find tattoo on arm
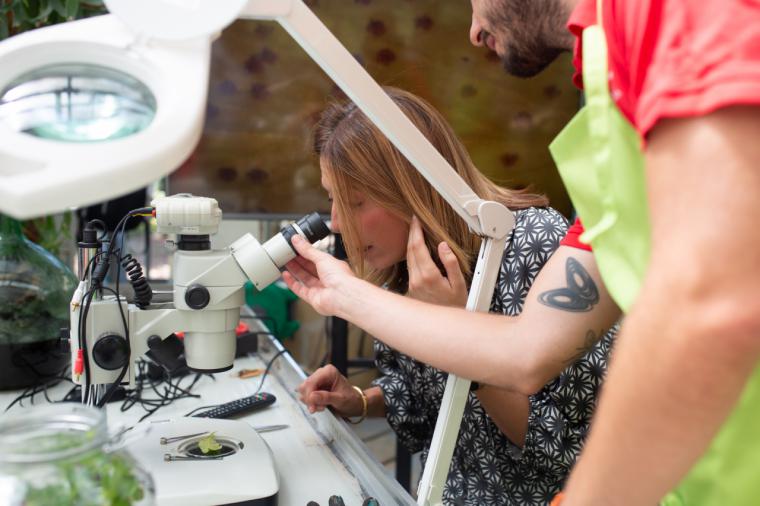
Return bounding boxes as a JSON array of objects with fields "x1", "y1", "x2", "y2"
[
  {"x1": 564, "y1": 329, "x2": 601, "y2": 366},
  {"x1": 538, "y1": 257, "x2": 599, "y2": 312}
]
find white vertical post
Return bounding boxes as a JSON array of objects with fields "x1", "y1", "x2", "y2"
[
  {"x1": 240, "y1": 2, "x2": 516, "y2": 504},
  {"x1": 415, "y1": 234, "x2": 507, "y2": 505}
]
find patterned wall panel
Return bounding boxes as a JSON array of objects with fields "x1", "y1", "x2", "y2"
[{"x1": 169, "y1": 0, "x2": 578, "y2": 216}]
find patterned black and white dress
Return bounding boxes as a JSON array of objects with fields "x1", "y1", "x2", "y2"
[{"x1": 373, "y1": 207, "x2": 617, "y2": 505}]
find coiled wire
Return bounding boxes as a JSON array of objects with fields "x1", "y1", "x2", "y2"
[{"x1": 121, "y1": 254, "x2": 152, "y2": 308}]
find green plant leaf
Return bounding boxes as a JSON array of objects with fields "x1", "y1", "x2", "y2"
[
  {"x1": 11, "y1": 3, "x2": 28, "y2": 27},
  {"x1": 28, "y1": 2, "x2": 54, "y2": 23},
  {"x1": 50, "y1": 0, "x2": 66, "y2": 16},
  {"x1": 198, "y1": 432, "x2": 222, "y2": 454},
  {"x1": 64, "y1": 0, "x2": 77, "y2": 18},
  {"x1": 24, "y1": 0, "x2": 40, "y2": 16},
  {"x1": 24, "y1": 451, "x2": 145, "y2": 505},
  {"x1": 0, "y1": 19, "x2": 9, "y2": 40}
]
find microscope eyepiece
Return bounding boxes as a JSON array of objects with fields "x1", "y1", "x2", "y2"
[
  {"x1": 279, "y1": 213, "x2": 329, "y2": 253},
  {"x1": 231, "y1": 212, "x2": 330, "y2": 294},
  {"x1": 295, "y1": 212, "x2": 331, "y2": 243}
]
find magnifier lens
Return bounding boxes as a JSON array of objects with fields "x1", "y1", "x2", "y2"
[{"x1": 0, "y1": 63, "x2": 156, "y2": 142}]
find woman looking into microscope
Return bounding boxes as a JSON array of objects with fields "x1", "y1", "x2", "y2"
[{"x1": 293, "y1": 87, "x2": 616, "y2": 505}]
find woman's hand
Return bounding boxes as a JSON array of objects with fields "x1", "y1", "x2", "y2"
[
  {"x1": 297, "y1": 364, "x2": 364, "y2": 417},
  {"x1": 406, "y1": 216, "x2": 468, "y2": 307},
  {"x1": 283, "y1": 235, "x2": 356, "y2": 316}
]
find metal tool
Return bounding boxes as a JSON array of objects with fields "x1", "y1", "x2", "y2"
[
  {"x1": 252, "y1": 424, "x2": 288, "y2": 433},
  {"x1": 160, "y1": 431, "x2": 209, "y2": 445},
  {"x1": 163, "y1": 453, "x2": 223, "y2": 462}
]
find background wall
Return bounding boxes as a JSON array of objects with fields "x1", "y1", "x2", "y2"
[{"x1": 169, "y1": 0, "x2": 578, "y2": 217}]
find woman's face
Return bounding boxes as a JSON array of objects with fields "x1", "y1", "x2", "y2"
[{"x1": 321, "y1": 166, "x2": 409, "y2": 270}]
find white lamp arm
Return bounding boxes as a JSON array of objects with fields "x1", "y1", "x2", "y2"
[{"x1": 241, "y1": 2, "x2": 516, "y2": 505}]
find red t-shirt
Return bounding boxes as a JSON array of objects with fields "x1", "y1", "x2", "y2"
[
  {"x1": 560, "y1": 217, "x2": 593, "y2": 251},
  {"x1": 559, "y1": 0, "x2": 760, "y2": 249},
  {"x1": 568, "y1": 0, "x2": 760, "y2": 138}
]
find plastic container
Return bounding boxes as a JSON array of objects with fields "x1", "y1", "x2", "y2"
[
  {"x1": 0, "y1": 404, "x2": 155, "y2": 506},
  {"x1": 0, "y1": 215, "x2": 76, "y2": 389}
]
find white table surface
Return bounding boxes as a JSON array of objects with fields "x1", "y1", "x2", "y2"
[{"x1": 0, "y1": 329, "x2": 414, "y2": 506}]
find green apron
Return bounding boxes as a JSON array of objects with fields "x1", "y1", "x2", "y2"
[{"x1": 548, "y1": 2, "x2": 760, "y2": 504}]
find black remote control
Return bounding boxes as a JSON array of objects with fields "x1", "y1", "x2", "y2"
[{"x1": 192, "y1": 392, "x2": 276, "y2": 419}]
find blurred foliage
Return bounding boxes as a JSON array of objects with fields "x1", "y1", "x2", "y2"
[
  {"x1": 0, "y1": 0, "x2": 107, "y2": 257},
  {"x1": 21, "y1": 212, "x2": 73, "y2": 257},
  {"x1": 0, "y1": 0, "x2": 106, "y2": 40}
]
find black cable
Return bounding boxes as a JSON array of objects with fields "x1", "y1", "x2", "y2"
[
  {"x1": 246, "y1": 315, "x2": 280, "y2": 339},
  {"x1": 82, "y1": 250, "x2": 106, "y2": 284},
  {"x1": 133, "y1": 373, "x2": 203, "y2": 422},
  {"x1": 10, "y1": 208, "x2": 171, "y2": 413},
  {"x1": 136, "y1": 375, "x2": 172, "y2": 421},
  {"x1": 96, "y1": 286, "x2": 131, "y2": 407},
  {"x1": 91, "y1": 207, "x2": 152, "y2": 288},
  {"x1": 78, "y1": 207, "x2": 150, "y2": 405},
  {"x1": 235, "y1": 330, "x2": 279, "y2": 353},
  {"x1": 79, "y1": 220, "x2": 106, "y2": 282},
  {"x1": 98, "y1": 221, "x2": 129, "y2": 405},
  {"x1": 79, "y1": 288, "x2": 96, "y2": 404},
  {"x1": 86, "y1": 219, "x2": 108, "y2": 240},
  {"x1": 4, "y1": 367, "x2": 75, "y2": 412},
  {"x1": 114, "y1": 209, "x2": 151, "y2": 292},
  {"x1": 182, "y1": 348, "x2": 290, "y2": 417},
  {"x1": 323, "y1": 315, "x2": 332, "y2": 367},
  {"x1": 119, "y1": 360, "x2": 206, "y2": 421},
  {"x1": 255, "y1": 348, "x2": 290, "y2": 394},
  {"x1": 5, "y1": 386, "x2": 35, "y2": 412},
  {"x1": 121, "y1": 254, "x2": 152, "y2": 308},
  {"x1": 79, "y1": 253, "x2": 119, "y2": 404},
  {"x1": 184, "y1": 403, "x2": 221, "y2": 417},
  {"x1": 63, "y1": 385, "x2": 81, "y2": 402},
  {"x1": 161, "y1": 375, "x2": 202, "y2": 398},
  {"x1": 76, "y1": 251, "x2": 108, "y2": 402}
]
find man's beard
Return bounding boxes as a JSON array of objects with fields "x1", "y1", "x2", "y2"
[
  {"x1": 501, "y1": 41, "x2": 563, "y2": 78},
  {"x1": 490, "y1": 0, "x2": 570, "y2": 78}
]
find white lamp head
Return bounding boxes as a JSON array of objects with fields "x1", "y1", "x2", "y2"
[{"x1": 0, "y1": 0, "x2": 246, "y2": 219}]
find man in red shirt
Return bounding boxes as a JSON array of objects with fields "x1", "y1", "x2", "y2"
[
  {"x1": 285, "y1": 0, "x2": 759, "y2": 503},
  {"x1": 467, "y1": 0, "x2": 760, "y2": 503}
]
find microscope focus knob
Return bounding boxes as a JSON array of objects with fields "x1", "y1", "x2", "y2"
[
  {"x1": 185, "y1": 284, "x2": 210, "y2": 310},
  {"x1": 92, "y1": 334, "x2": 129, "y2": 371}
]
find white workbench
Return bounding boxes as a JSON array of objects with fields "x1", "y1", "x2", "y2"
[{"x1": 0, "y1": 320, "x2": 414, "y2": 506}]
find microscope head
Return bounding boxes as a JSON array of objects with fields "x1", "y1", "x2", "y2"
[{"x1": 149, "y1": 194, "x2": 329, "y2": 372}]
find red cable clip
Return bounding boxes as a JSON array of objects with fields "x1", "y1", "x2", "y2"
[{"x1": 74, "y1": 349, "x2": 84, "y2": 376}]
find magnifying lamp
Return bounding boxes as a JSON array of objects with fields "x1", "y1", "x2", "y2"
[
  {"x1": 0, "y1": 1, "x2": 248, "y2": 219},
  {"x1": 0, "y1": 2, "x2": 514, "y2": 504}
]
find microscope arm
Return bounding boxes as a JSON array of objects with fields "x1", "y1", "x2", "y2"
[
  {"x1": 129, "y1": 307, "x2": 186, "y2": 362},
  {"x1": 129, "y1": 230, "x2": 292, "y2": 375}
]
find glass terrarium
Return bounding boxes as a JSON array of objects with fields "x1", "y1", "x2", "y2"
[
  {"x1": 0, "y1": 404, "x2": 155, "y2": 506},
  {"x1": 0, "y1": 215, "x2": 76, "y2": 389}
]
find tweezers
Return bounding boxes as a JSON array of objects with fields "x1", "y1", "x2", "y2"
[{"x1": 160, "y1": 431, "x2": 209, "y2": 445}]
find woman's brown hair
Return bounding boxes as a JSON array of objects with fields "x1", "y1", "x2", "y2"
[{"x1": 314, "y1": 86, "x2": 548, "y2": 291}]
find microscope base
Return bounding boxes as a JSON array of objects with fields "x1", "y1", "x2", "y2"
[{"x1": 128, "y1": 417, "x2": 279, "y2": 506}]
